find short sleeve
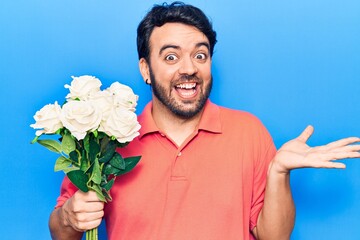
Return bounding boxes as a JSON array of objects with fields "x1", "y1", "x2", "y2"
[
  {"x1": 55, "y1": 176, "x2": 78, "y2": 208},
  {"x1": 249, "y1": 129, "x2": 277, "y2": 230}
]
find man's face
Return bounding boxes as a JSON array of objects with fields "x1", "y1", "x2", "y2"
[{"x1": 146, "y1": 22, "x2": 212, "y2": 118}]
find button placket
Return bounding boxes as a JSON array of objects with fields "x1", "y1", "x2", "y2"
[
  {"x1": 171, "y1": 149, "x2": 187, "y2": 180},
  {"x1": 170, "y1": 130, "x2": 198, "y2": 180}
]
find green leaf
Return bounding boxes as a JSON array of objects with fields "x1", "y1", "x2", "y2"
[
  {"x1": 101, "y1": 178, "x2": 115, "y2": 191},
  {"x1": 114, "y1": 156, "x2": 141, "y2": 176},
  {"x1": 83, "y1": 134, "x2": 90, "y2": 153},
  {"x1": 88, "y1": 184, "x2": 106, "y2": 202},
  {"x1": 104, "y1": 164, "x2": 120, "y2": 175},
  {"x1": 116, "y1": 141, "x2": 129, "y2": 148},
  {"x1": 102, "y1": 189, "x2": 112, "y2": 202},
  {"x1": 61, "y1": 132, "x2": 76, "y2": 155},
  {"x1": 109, "y1": 153, "x2": 126, "y2": 170},
  {"x1": 99, "y1": 151, "x2": 115, "y2": 164},
  {"x1": 93, "y1": 130, "x2": 98, "y2": 138},
  {"x1": 37, "y1": 139, "x2": 62, "y2": 153},
  {"x1": 89, "y1": 159, "x2": 101, "y2": 185},
  {"x1": 89, "y1": 136, "x2": 100, "y2": 163},
  {"x1": 54, "y1": 156, "x2": 72, "y2": 172},
  {"x1": 69, "y1": 150, "x2": 79, "y2": 164},
  {"x1": 67, "y1": 170, "x2": 89, "y2": 192},
  {"x1": 84, "y1": 162, "x2": 93, "y2": 175},
  {"x1": 63, "y1": 166, "x2": 80, "y2": 174},
  {"x1": 97, "y1": 131, "x2": 106, "y2": 139},
  {"x1": 99, "y1": 140, "x2": 116, "y2": 163},
  {"x1": 55, "y1": 128, "x2": 62, "y2": 135},
  {"x1": 80, "y1": 150, "x2": 89, "y2": 172},
  {"x1": 100, "y1": 135, "x2": 110, "y2": 152},
  {"x1": 124, "y1": 156, "x2": 141, "y2": 171}
]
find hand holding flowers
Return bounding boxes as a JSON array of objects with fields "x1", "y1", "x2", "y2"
[{"x1": 31, "y1": 75, "x2": 141, "y2": 240}]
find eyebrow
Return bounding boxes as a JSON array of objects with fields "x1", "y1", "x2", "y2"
[
  {"x1": 159, "y1": 44, "x2": 180, "y2": 56},
  {"x1": 158, "y1": 42, "x2": 210, "y2": 56},
  {"x1": 196, "y1": 42, "x2": 210, "y2": 51}
]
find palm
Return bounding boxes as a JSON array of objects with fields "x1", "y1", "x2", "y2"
[{"x1": 273, "y1": 126, "x2": 360, "y2": 173}]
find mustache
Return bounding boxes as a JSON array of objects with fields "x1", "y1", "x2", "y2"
[{"x1": 174, "y1": 74, "x2": 202, "y2": 84}]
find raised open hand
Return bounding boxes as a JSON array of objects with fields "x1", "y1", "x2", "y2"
[{"x1": 272, "y1": 125, "x2": 360, "y2": 174}]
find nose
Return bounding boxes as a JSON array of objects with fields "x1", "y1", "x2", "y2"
[{"x1": 178, "y1": 56, "x2": 198, "y2": 76}]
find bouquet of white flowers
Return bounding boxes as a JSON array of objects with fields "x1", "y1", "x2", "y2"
[{"x1": 30, "y1": 75, "x2": 141, "y2": 240}]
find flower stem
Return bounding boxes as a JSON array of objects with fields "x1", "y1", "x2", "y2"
[{"x1": 86, "y1": 227, "x2": 98, "y2": 240}]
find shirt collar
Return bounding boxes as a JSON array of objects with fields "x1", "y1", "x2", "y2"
[
  {"x1": 197, "y1": 100, "x2": 222, "y2": 133},
  {"x1": 138, "y1": 102, "x2": 158, "y2": 139},
  {"x1": 138, "y1": 99, "x2": 222, "y2": 139}
]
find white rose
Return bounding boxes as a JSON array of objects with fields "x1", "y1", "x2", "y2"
[
  {"x1": 88, "y1": 90, "x2": 113, "y2": 120},
  {"x1": 30, "y1": 101, "x2": 63, "y2": 136},
  {"x1": 99, "y1": 107, "x2": 141, "y2": 143},
  {"x1": 65, "y1": 75, "x2": 102, "y2": 100},
  {"x1": 61, "y1": 100, "x2": 102, "y2": 140},
  {"x1": 107, "y1": 82, "x2": 138, "y2": 111}
]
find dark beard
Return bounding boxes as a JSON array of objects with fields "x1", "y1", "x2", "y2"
[{"x1": 149, "y1": 66, "x2": 212, "y2": 119}]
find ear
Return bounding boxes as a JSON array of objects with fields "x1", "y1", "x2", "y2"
[{"x1": 139, "y1": 58, "x2": 151, "y2": 84}]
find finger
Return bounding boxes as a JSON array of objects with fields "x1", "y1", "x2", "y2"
[
  {"x1": 86, "y1": 202, "x2": 104, "y2": 212},
  {"x1": 315, "y1": 151, "x2": 360, "y2": 162},
  {"x1": 83, "y1": 219, "x2": 102, "y2": 231},
  {"x1": 73, "y1": 201, "x2": 104, "y2": 213},
  {"x1": 75, "y1": 190, "x2": 103, "y2": 202},
  {"x1": 296, "y1": 125, "x2": 314, "y2": 143},
  {"x1": 325, "y1": 137, "x2": 360, "y2": 149},
  {"x1": 75, "y1": 210, "x2": 104, "y2": 222},
  {"x1": 320, "y1": 161, "x2": 346, "y2": 169},
  {"x1": 304, "y1": 158, "x2": 346, "y2": 169},
  {"x1": 304, "y1": 155, "x2": 346, "y2": 168},
  {"x1": 84, "y1": 191, "x2": 103, "y2": 202},
  {"x1": 331, "y1": 151, "x2": 360, "y2": 160},
  {"x1": 328, "y1": 144, "x2": 360, "y2": 153},
  {"x1": 74, "y1": 218, "x2": 103, "y2": 232}
]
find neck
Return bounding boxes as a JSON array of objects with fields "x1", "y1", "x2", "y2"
[{"x1": 151, "y1": 98, "x2": 204, "y2": 147}]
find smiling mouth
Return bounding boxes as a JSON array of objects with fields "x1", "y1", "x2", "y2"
[{"x1": 175, "y1": 82, "x2": 198, "y2": 97}]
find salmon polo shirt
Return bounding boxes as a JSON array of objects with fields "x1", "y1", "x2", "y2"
[{"x1": 56, "y1": 100, "x2": 276, "y2": 240}]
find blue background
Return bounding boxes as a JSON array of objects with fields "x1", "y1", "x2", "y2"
[{"x1": 0, "y1": 0, "x2": 359, "y2": 239}]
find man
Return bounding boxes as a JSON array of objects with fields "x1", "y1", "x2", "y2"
[{"x1": 49, "y1": 2, "x2": 360, "y2": 240}]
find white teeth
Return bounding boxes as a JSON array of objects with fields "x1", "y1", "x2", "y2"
[
  {"x1": 181, "y1": 89, "x2": 196, "y2": 96},
  {"x1": 176, "y1": 83, "x2": 196, "y2": 89}
]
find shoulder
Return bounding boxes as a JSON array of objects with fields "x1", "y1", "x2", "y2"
[
  {"x1": 211, "y1": 103, "x2": 276, "y2": 165},
  {"x1": 216, "y1": 104, "x2": 264, "y2": 128},
  {"x1": 213, "y1": 103, "x2": 273, "y2": 141}
]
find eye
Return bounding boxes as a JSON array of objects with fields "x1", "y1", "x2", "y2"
[
  {"x1": 165, "y1": 54, "x2": 178, "y2": 61},
  {"x1": 195, "y1": 53, "x2": 207, "y2": 60}
]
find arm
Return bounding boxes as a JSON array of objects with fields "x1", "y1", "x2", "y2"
[
  {"x1": 49, "y1": 190, "x2": 104, "y2": 240},
  {"x1": 252, "y1": 161, "x2": 295, "y2": 240},
  {"x1": 253, "y1": 125, "x2": 360, "y2": 240}
]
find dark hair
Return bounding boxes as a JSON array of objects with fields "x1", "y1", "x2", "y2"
[{"x1": 137, "y1": 1, "x2": 217, "y2": 61}]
